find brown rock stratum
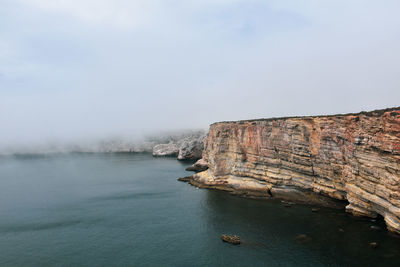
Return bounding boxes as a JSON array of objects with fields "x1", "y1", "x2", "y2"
[{"x1": 187, "y1": 107, "x2": 400, "y2": 234}]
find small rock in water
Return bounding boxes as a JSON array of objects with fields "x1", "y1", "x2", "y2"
[
  {"x1": 294, "y1": 234, "x2": 312, "y2": 243},
  {"x1": 177, "y1": 176, "x2": 192, "y2": 182},
  {"x1": 369, "y1": 242, "x2": 378, "y2": 249},
  {"x1": 281, "y1": 202, "x2": 292, "y2": 207},
  {"x1": 221, "y1": 234, "x2": 241, "y2": 245},
  {"x1": 311, "y1": 208, "x2": 320, "y2": 212},
  {"x1": 370, "y1": 225, "x2": 381, "y2": 231},
  {"x1": 339, "y1": 228, "x2": 345, "y2": 233}
]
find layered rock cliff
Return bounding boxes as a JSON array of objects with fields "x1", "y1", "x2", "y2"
[{"x1": 187, "y1": 107, "x2": 400, "y2": 234}]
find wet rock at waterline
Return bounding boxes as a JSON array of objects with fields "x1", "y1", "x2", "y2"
[
  {"x1": 185, "y1": 159, "x2": 208, "y2": 172},
  {"x1": 294, "y1": 234, "x2": 312, "y2": 244},
  {"x1": 221, "y1": 235, "x2": 241, "y2": 245},
  {"x1": 370, "y1": 242, "x2": 378, "y2": 249}
]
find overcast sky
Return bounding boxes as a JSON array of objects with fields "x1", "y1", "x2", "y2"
[{"x1": 1, "y1": 0, "x2": 399, "y2": 145}]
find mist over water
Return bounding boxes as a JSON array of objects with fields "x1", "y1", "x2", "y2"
[
  {"x1": 0, "y1": 153, "x2": 399, "y2": 266},
  {"x1": 0, "y1": 129, "x2": 206, "y2": 155}
]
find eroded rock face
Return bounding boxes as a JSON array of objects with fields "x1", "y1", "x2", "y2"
[
  {"x1": 185, "y1": 159, "x2": 209, "y2": 172},
  {"x1": 177, "y1": 135, "x2": 205, "y2": 161},
  {"x1": 151, "y1": 130, "x2": 205, "y2": 160},
  {"x1": 191, "y1": 108, "x2": 400, "y2": 234},
  {"x1": 152, "y1": 143, "x2": 179, "y2": 157}
]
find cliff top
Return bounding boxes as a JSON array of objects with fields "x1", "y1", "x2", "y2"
[{"x1": 211, "y1": 106, "x2": 400, "y2": 126}]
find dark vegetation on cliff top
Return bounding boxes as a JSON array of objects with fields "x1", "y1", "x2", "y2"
[{"x1": 212, "y1": 106, "x2": 400, "y2": 125}]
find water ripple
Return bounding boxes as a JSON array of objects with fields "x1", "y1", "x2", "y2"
[
  {"x1": 90, "y1": 191, "x2": 172, "y2": 202},
  {"x1": 0, "y1": 220, "x2": 82, "y2": 233}
]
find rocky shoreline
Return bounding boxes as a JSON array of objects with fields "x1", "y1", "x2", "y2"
[{"x1": 180, "y1": 107, "x2": 400, "y2": 234}]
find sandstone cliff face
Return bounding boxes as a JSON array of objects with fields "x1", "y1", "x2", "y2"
[{"x1": 191, "y1": 108, "x2": 400, "y2": 233}]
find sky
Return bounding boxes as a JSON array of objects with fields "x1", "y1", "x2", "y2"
[{"x1": 1, "y1": 0, "x2": 400, "y2": 146}]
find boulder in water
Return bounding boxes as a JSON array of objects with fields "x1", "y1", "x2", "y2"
[
  {"x1": 221, "y1": 234, "x2": 241, "y2": 245},
  {"x1": 294, "y1": 234, "x2": 312, "y2": 243},
  {"x1": 369, "y1": 242, "x2": 378, "y2": 249}
]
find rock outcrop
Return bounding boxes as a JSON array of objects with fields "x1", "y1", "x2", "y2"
[
  {"x1": 152, "y1": 130, "x2": 206, "y2": 160},
  {"x1": 221, "y1": 235, "x2": 241, "y2": 245},
  {"x1": 185, "y1": 107, "x2": 400, "y2": 234},
  {"x1": 177, "y1": 135, "x2": 205, "y2": 161},
  {"x1": 185, "y1": 158, "x2": 209, "y2": 172},
  {"x1": 152, "y1": 143, "x2": 180, "y2": 157}
]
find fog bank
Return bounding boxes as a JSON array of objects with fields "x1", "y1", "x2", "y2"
[{"x1": 1, "y1": 0, "x2": 400, "y2": 150}]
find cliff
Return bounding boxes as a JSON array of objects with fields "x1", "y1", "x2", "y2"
[
  {"x1": 152, "y1": 130, "x2": 205, "y2": 160},
  {"x1": 186, "y1": 107, "x2": 400, "y2": 234}
]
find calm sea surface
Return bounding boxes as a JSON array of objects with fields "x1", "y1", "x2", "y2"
[{"x1": 0, "y1": 153, "x2": 399, "y2": 266}]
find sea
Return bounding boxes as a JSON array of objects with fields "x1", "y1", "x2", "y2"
[{"x1": 0, "y1": 153, "x2": 399, "y2": 266}]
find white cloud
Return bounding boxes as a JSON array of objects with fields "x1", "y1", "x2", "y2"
[
  {"x1": 13, "y1": 0, "x2": 252, "y2": 29},
  {"x1": 13, "y1": 0, "x2": 163, "y2": 29}
]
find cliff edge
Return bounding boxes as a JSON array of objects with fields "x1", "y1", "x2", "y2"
[{"x1": 187, "y1": 107, "x2": 400, "y2": 234}]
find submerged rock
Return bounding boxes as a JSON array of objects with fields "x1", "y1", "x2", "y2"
[
  {"x1": 221, "y1": 235, "x2": 241, "y2": 245},
  {"x1": 152, "y1": 143, "x2": 179, "y2": 157},
  {"x1": 369, "y1": 242, "x2": 378, "y2": 249},
  {"x1": 370, "y1": 225, "x2": 382, "y2": 231},
  {"x1": 294, "y1": 234, "x2": 312, "y2": 243}
]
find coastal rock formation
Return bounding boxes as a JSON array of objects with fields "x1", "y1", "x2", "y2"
[
  {"x1": 152, "y1": 143, "x2": 179, "y2": 157},
  {"x1": 177, "y1": 135, "x2": 205, "y2": 161},
  {"x1": 152, "y1": 130, "x2": 206, "y2": 160},
  {"x1": 187, "y1": 108, "x2": 400, "y2": 234},
  {"x1": 185, "y1": 159, "x2": 209, "y2": 172}
]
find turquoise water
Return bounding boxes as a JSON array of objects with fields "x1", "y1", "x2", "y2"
[{"x1": 0, "y1": 153, "x2": 399, "y2": 266}]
